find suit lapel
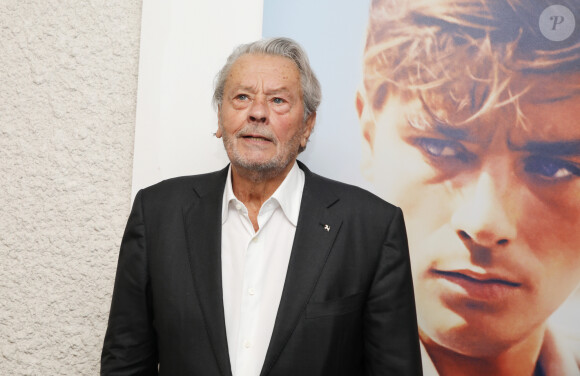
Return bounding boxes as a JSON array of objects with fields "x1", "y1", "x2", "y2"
[
  {"x1": 183, "y1": 167, "x2": 233, "y2": 376},
  {"x1": 260, "y1": 163, "x2": 343, "y2": 376}
]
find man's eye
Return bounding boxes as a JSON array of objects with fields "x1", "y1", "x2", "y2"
[
  {"x1": 235, "y1": 94, "x2": 248, "y2": 101},
  {"x1": 272, "y1": 97, "x2": 285, "y2": 104},
  {"x1": 415, "y1": 138, "x2": 473, "y2": 163},
  {"x1": 523, "y1": 155, "x2": 580, "y2": 181}
]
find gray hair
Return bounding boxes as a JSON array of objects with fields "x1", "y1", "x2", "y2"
[{"x1": 212, "y1": 37, "x2": 321, "y2": 121}]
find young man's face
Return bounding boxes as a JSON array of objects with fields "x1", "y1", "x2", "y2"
[{"x1": 358, "y1": 77, "x2": 580, "y2": 356}]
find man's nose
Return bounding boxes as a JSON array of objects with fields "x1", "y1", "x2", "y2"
[
  {"x1": 450, "y1": 168, "x2": 517, "y2": 249},
  {"x1": 248, "y1": 96, "x2": 268, "y2": 123}
]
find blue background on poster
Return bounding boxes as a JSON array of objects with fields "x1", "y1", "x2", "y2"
[{"x1": 263, "y1": 0, "x2": 372, "y2": 190}]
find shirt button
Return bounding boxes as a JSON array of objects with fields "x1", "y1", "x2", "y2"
[
  {"x1": 248, "y1": 288, "x2": 256, "y2": 295},
  {"x1": 252, "y1": 237, "x2": 259, "y2": 243},
  {"x1": 235, "y1": 203, "x2": 242, "y2": 211},
  {"x1": 243, "y1": 340, "x2": 251, "y2": 348}
]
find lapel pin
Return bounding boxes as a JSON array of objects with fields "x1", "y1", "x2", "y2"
[{"x1": 324, "y1": 224, "x2": 330, "y2": 232}]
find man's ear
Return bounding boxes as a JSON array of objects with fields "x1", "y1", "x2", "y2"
[
  {"x1": 300, "y1": 112, "x2": 316, "y2": 149},
  {"x1": 356, "y1": 88, "x2": 376, "y2": 181},
  {"x1": 215, "y1": 108, "x2": 223, "y2": 138}
]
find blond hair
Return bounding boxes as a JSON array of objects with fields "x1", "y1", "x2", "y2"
[{"x1": 363, "y1": 0, "x2": 580, "y2": 126}]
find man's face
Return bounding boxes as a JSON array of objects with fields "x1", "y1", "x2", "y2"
[
  {"x1": 217, "y1": 54, "x2": 314, "y2": 178},
  {"x1": 358, "y1": 79, "x2": 580, "y2": 356}
]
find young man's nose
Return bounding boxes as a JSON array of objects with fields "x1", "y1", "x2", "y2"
[{"x1": 450, "y1": 170, "x2": 517, "y2": 249}]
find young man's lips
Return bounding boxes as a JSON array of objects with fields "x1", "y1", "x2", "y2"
[{"x1": 432, "y1": 269, "x2": 521, "y2": 302}]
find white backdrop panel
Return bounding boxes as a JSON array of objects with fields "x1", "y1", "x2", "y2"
[{"x1": 132, "y1": 0, "x2": 264, "y2": 199}]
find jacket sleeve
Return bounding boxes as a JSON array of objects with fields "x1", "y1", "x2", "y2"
[
  {"x1": 364, "y1": 207, "x2": 423, "y2": 376},
  {"x1": 101, "y1": 190, "x2": 159, "y2": 375}
]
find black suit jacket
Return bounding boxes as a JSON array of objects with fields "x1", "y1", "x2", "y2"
[{"x1": 101, "y1": 162, "x2": 422, "y2": 375}]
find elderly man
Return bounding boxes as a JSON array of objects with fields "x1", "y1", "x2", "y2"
[
  {"x1": 357, "y1": 0, "x2": 580, "y2": 375},
  {"x1": 101, "y1": 37, "x2": 421, "y2": 375}
]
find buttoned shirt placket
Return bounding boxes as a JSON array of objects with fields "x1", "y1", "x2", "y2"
[{"x1": 231, "y1": 199, "x2": 277, "y2": 376}]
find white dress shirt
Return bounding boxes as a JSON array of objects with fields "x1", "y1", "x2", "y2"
[{"x1": 221, "y1": 162, "x2": 305, "y2": 376}]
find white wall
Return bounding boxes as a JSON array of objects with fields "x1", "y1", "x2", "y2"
[
  {"x1": 132, "y1": 0, "x2": 264, "y2": 198},
  {"x1": 0, "y1": 0, "x2": 138, "y2": 374}
]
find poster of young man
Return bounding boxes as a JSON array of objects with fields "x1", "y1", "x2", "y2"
[{"x1": 264, "y1": 0, "x2": 580, "y2": 375}]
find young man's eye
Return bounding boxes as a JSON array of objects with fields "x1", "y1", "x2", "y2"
[
  {"x1": 415, "y1": 138, "x2": 474, "y2": 163},
  {"x1": 523, "y1": 155, "x2": 580, "y2": 181}
]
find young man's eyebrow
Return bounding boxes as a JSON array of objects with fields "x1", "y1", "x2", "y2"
[
  {"x1": 510, "y1": 140, "x2": 580, "y2": 156},
  {"x1": 406, "y1": 109, "x2": 489, "y2": 142},
  {"x1": 432, "y1": 123, "x2": 471, "y2": 141},
  {"x1": 406, "y1": 114, "x2": 471, "y2": 139}
]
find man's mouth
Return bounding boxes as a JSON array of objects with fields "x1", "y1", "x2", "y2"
[
  {"x1": 243, "y1": 135, "x2": 271, "y2": 141},
  {"x1": 432, "y1": 269, "x2": 521, "y2": 302},
  {"x1": 433, "y1": 270, "x2": 520, "y2": 287},
  {"x1": 239, "y1": 133, "x2": 274, "y2": 143}
]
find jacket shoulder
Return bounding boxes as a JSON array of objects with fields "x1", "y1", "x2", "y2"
[
  {"x1": 306, "y1": 169, "x2": 398, "y2": 213},
  {"x1": 137, "y1": 167, "x2": 228, "y2": 207}
]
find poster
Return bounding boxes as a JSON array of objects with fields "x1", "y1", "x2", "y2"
[{"x1": 264, "y1": 0, "x2": 580, "y2": 374}]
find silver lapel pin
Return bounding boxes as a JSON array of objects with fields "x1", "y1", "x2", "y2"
[{"x1": 324, "y1": 224, "x2": 330, "y2": 232}]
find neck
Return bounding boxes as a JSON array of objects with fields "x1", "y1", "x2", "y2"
[
  {"x1": 231, "y1": 161, "x2": 295, "y2": 231},
  {"x1": 422, "y1": 325, "x2": 545, "y2": 376}
]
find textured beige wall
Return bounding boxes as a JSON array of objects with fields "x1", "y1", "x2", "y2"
[{"x1": 0, "y1": 0, "x2": 142, "y2": 374}]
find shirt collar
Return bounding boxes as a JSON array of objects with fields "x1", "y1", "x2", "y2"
[{"x1": 221, "y1": 161, "x2": 305, "y2": 226}]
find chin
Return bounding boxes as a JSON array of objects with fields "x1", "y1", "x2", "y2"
[{"x1": 423, "y1": 319, "x2": 518, "y2": 358}]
